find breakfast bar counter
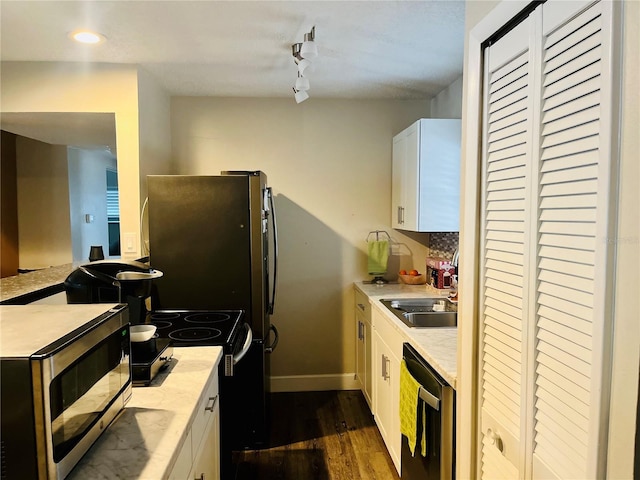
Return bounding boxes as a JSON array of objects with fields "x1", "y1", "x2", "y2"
[{"x1": 0, "y1": 263, "x2": 78, "y2": 304}]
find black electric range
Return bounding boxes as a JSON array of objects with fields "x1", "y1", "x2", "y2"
[
  {"x1": 148, "y1": 309, "x2": 248, "y2": 375},
  {"x1": 148, "y1": 309, "x2": 243, "y2": 346}
]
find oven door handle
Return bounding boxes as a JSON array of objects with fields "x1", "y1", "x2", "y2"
[{"x1": 233, "y1": 323, "x2": 253, "y2": 365}]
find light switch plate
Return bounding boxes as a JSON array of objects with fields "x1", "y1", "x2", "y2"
[{"x1": 124, "y1": 233, "x2": 137, "y2": 253}]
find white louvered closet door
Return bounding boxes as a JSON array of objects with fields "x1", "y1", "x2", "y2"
[{"x1": 479, "y1": 1, "x2": 617, "y2": 479}]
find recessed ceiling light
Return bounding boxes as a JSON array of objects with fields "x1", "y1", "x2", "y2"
[{"x1": 69, "y1": 30, "x2": 105, "y2": 44}]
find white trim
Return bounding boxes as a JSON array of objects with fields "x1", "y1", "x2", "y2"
[{"x1": 270, "y1": 373, "x2": 360, "y2": 393}]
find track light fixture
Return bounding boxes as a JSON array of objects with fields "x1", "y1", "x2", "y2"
[
  {"x1": 291, "y1": 27, "x2": 317, "y2": 103},
  {"x1": 293, "y1": 87, "x2": 309, "y2": 104},
  {"x1": 300, "y1": 26, "x2": 318, "y2": 59}
]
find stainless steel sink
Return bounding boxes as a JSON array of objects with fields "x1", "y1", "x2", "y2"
[{"x1": 380, "y1": 298, "x2": 457, "y2": 328}]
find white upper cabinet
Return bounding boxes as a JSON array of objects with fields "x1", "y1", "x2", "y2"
[{"x1": 391, "y1": 118, "x2": 461, "y2": 232}]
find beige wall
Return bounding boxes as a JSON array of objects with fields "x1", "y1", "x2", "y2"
[
  {"x1": 170, "y1": 97, "x2": 432, "y2": 381},
  {"x1": 15, "y1": 137, "x2": 72, "y2": 269}
]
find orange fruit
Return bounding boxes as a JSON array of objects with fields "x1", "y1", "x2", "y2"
[
  {"x1": 409, "y1": 269, "x2": 419, "y2": 276},
  {"x1": 399, "y1": 269, "x2": 407, "y2": 275}
]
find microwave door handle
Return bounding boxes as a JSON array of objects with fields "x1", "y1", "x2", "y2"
[
  {"x1": 233, "y1": 323, "x2": 253, "y2": 365},
  {"x1": 267, "y1": 187, "x2": 278, "y2": 315}
]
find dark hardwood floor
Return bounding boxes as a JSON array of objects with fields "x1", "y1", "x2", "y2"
[{"x1": 232, "y1": 390, "x2": 400, "y2": 480}]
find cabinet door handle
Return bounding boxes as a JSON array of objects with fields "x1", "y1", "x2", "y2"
[
  {"x1": 400, "y1": 206, "x2": 405, "y2": 224},
  {"x1": 381, "y1": 354, "x2": 388, "y2": 379},
  {"x1": 397, "y1": 206, "x2": 402, "y2": 224},
  {"x1": 196, "y1": 474, "x2": 205, "y2": 480},
  {"x1": 204, "y1": 395, "x2": 218, "y2": 412},
  {"x1": 357, "y1": 302, "x2": 366, "y2": 312}
]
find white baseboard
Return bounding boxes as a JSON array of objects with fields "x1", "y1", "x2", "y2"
[{"x1": 270, "y1": 373, "x2": 360, "y2": 393}]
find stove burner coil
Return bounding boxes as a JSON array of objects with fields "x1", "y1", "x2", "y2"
[
  {"x1": 184, "y1": 312, "x2": 232, "y2": 324},
  {"x1": 168, "y1": 327, "x2": 223, "y2": 342},
  {"x1": 150, "y1": 312, "x2": 181, "y2": 321},
  {"x1": 150, "y1": 320, "x2": 173, "y2": 330}
]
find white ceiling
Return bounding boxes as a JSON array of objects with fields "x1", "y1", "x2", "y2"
[{"x1": 0, "y1": 0, "x2": 466, "y2": 99}]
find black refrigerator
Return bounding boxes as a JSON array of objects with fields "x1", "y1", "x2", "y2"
[{"x1": 147, "y1": 171, "x2": 278, "y2": 452}]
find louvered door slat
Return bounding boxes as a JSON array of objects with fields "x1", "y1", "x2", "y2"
[
  {"x1": 538, "y1": 268, "x2": 594, "y2": 292},
  {"x1": 487, "y1": 154, "x2": 527, "y2": 174},
  {"x1": 543, "y1": 45, "x2": 602, "y2": 87},
  {"x1": 539, "y1": 149, "x2": 598, "y2": 172},
  {"x1": 485, "y1": 277, "x2": 523, "y2": 298},
  {"x1": 538, "y1": 281, "x2": 594, "y2": 308},
  {"x1": 541, "y1": 104, "x2": 599, "y2": 137},
  {"x1": 534, "y1": 421, "x2": 587, "y2": 475},
  {"x1": 538, "y1": 233, "x2": 595, "y2": 251},
  {"x1": 537, "y1": 256, "x2": 594, "y2": 280},
  {"x1": 544, "y1": 16, "x2": 601, "y2": 64},
  {"x1": 487, "y1": 165, "x2": 527, "y2": 182},
  {"x1": 537, "y1": 292, "x2": 593, "y2": 323},
  {"x1": 538, "y1": 218, "x2": 595, "y2": 235},
  {"x1": 485, "y1": 345, "x2": 522, "y2": 383},
  {"x1": 536, "y1": 363, "x2": 590, "y2": 403},
  {"x1": 488, "y1": 121, "x2": 529, "y2": 144},
  {"x1": 539, "y1": 135, "x2": 599, "y2": 162},
  {"x1": 538, "y1": 245, "x2": 595, "y2": 266},
  {"x1": 540, "y1": 121, "x2": 600, "y2": 150},
  {"x1": 539, "y1": 207, "x2": 596, "y2": 222},
  {"x1": 488, "y1": 97, "x2": 529, "y2": 126},
  {"x1": 534, "y1": 370, "x2": 590, "y2": 424},
  {"x1": 535, "y1": 411, "x2": 588, "y2": 460},
  {"x1": 542, "y1": 74, "x2": 601, "y2": 111},
  {"x1": 536, "y1": 354, "x2": 591, "y2": 392},
  {"x1": 536, "y1": 378, "x2": 590, "y2": 418},
  {"x1": 539, "y1": 193, "x2": 597, "y2": 209},
  {"x1": 541, "y1": 89, "x2": 601, "y2": 123},
  {"x1": 538, "y1": 305, "x2": 591, "y2": 337}
]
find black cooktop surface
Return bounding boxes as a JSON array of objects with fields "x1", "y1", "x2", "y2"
[{"x1": 146, "y1": 310, "x2": 243, "y2": 347}]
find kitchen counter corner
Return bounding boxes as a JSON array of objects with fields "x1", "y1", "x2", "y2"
[
  {"x1": 68, "y1": 346, "x2": 223, "y2": 480},
  {"x1": 355, "y1": 281, "x2": 457, "y2": 388}
]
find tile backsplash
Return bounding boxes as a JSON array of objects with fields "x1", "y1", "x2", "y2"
[{"x1": 428, "y1": 232, "x2": 459, "y2": 260}]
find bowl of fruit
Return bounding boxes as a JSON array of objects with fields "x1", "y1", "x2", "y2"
[{"x1": 398, "y1": 269, "x2": 427, "y2": 285}]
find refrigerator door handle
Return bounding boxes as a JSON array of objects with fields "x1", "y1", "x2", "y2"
[
  {"x1": 265, "y1": 324, "x2": 279, "y2": 353},
  {"x1": 267, "y1": 187, "x2": 278, "y2": 315}
]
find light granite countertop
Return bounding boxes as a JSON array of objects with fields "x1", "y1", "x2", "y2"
[
  {"x1": 355, "y1": 281, "x2": 458, "y2": 389},
  {"x1": 68, "y1": 346, "x2": 223, "y2": 480},
  {"x1": 0, "y1": 263, "x2": 79, "y2": 303}
]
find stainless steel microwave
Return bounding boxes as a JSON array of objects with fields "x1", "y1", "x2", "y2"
[{"x1": 0, "y1": 303, "x2": 132, "y2": 479}]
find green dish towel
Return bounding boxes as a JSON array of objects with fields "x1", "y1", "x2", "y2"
[{"x1": 367, "y1": 240, "x2": 389, "y2": 274}]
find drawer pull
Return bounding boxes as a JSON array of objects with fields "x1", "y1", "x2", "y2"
[
  {"x1": 357, "y1": 303, "x2": 366, "y2": 311},
  {"x1": 204, "y1": 395, "x2": 218, "y2": 412}
]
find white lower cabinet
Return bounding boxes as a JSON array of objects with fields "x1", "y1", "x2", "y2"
[
  {"x1": 191, "y1": 392, "x2": 220, "y2": 480},
  {"x1": 372, "y1": 307, "x2": 404, "y2": 475},
  {"x1": 355, "y1": 289, "x2": 373, "y2": 409},
  {"x1": 169, "y1": 369, "x2": 220, "y2": 480}
]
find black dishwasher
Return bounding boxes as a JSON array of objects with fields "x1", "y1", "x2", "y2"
[{"x1": 401, "y1": 343, "x2": 455, "y2": 480}]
